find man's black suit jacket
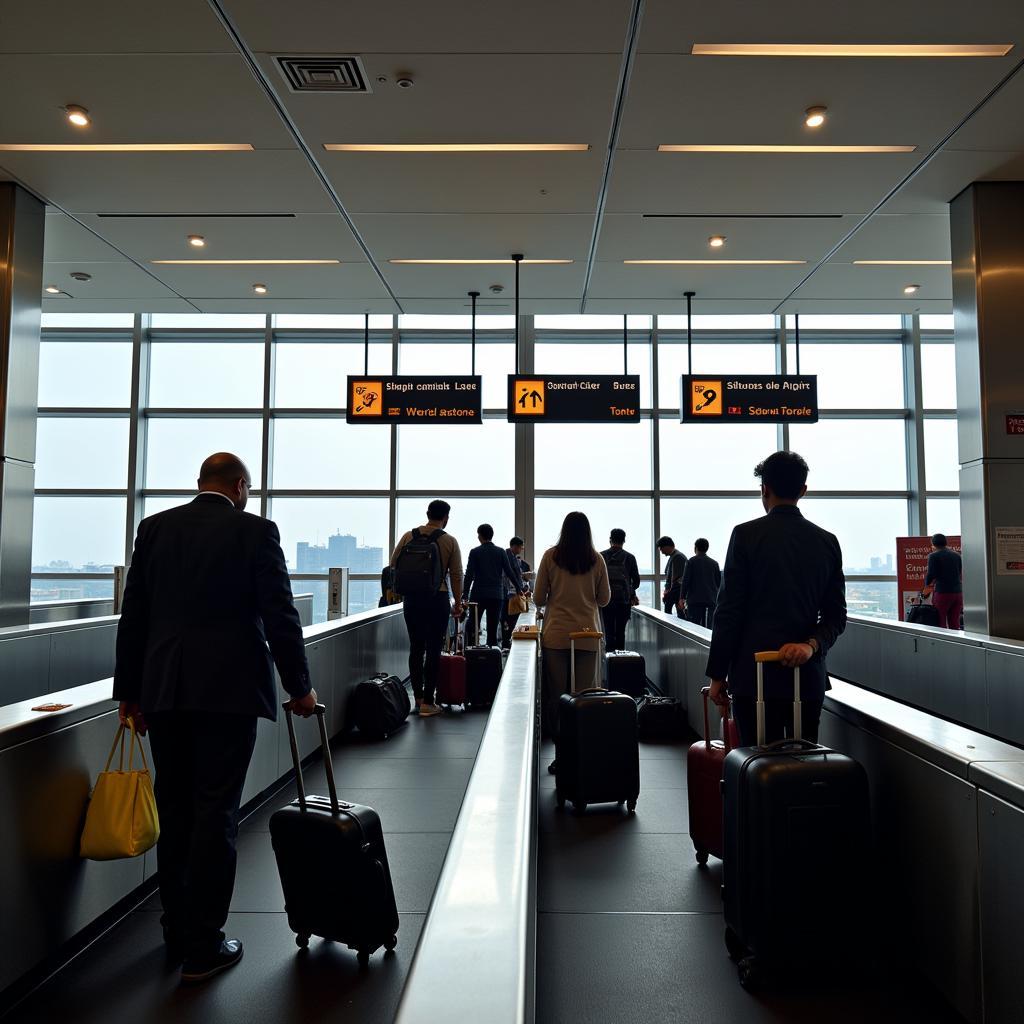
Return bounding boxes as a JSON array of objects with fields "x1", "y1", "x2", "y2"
[
  {"x1": 113, "y1": 494, "x2": 312, "y2": 720},
  {"x1": 705, "y1": 505, "x2": 847, "y2": 703},
  {"x1": 681, "y1": 553, "x2": 722, "y2": 606}
]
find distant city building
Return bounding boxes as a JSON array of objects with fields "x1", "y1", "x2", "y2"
[
  {"x1": 869, "y1": 554, "x2": 894, "y2": 573},
  {"x1": 296, "y1": 533, "x2": 383, "y2": 575}
]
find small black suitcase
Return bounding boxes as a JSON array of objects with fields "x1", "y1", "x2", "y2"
[
  {"x1": 605, "y1": 649, "x2": 647, "y2": 699},
  {"x1": 270, "y1": 704, "x2": 400, "y2": 964},
  {"x1": 352, "y1": 673, "x2": 409, "y2": 738},
  {"x1": 465, "y1": 646, "x2": 502, "y2": 706},
  {"x1": 637, "y1": 695, "x2": 683, "y2": 741},
  {"x1": 722, "y1": 651, "x2": 871, "y2": 989}
]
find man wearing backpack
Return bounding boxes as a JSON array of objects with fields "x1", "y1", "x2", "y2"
[
  {"x1": 600, "y1": 529, "x2": 641, "y2": 652},
  {"x1": 390, "y1": 500, "x2": 464, "y2": 717}
]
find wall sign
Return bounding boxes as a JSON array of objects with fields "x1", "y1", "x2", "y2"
[
  {"x1": 680, "y1": 375, "x2": 819, "y2": 423},
  {"x1": 346, "y1": 376, "x2": 482, "y2": 424},
  {"x1": 995, "y1": 527, "x2": 1024, "y2": 575},
  {"x1": 897, "y1": 535, "x2": 962, "y2": 619},
  {"x1": 507, "y1": 375, "x2": 640, "y2": 423},
  {"x1": 1006, "y1": 414, "x2": 1024, "y2": 435}
]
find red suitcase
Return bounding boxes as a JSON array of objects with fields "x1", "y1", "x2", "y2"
[
  {"x1": 437, "y1": 618, "x2": 467, "y2": 708},
  {"x1": 687, "y1": 686, "x2": 739, "y2": 865}
]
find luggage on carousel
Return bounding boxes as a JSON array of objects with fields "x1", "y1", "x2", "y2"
[
  {"x1": 270, "y1": 704, "x2": 399, "y2": 964},
  {"x1": 721, "y1": 652, "x2": 871, "y2": 988},
  {"x1": 604, "y1": 649, "x2": 647, "y2": 700},
  {"x1": 686, "y1": 687, "x2": 739, "y2": 864},
  {"x1": 437, "y1": 618, "x2": 467, "y2": 708},
  {"x1": 637, "y1": 695, "x2": 683, "y2": 742},
  {"x1": 352, "y1": 673, "x2": 409, "y2": 739},
  {"x1": 465, "y1": 603, "x2": 502, "y2": 707},
  {"x1": 906, "y1": 591, "x2": 941, "y2": 627},
  {"x1": 555, "y1": 630, "x2": 640, "y2": 814}
]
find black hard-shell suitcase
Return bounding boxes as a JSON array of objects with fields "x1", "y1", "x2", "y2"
[
  {"x1": 906, "y1": 598, "x2": 941, "y2": 626},
  {"x1": 722, "y1": 651, "x2": 870, "y2": 989},
  {"x1": 270, "y1": 704, "x2": 400, "y2": 964},
  {"x1": 352, "y1": 673, "x2": 409, "y2": 738},
  {"x1": 556, "y1": 630, "x2": 640, "y2": 813},
  {"x1": 637, "y1": 695, "x2": 683, "y2": 741},
  {"x1": 465, "y1": 604, "x2": 502, "y2": 706},
  {"x1": 605, "y1": 649, "x2": 647, "y2": 699}
]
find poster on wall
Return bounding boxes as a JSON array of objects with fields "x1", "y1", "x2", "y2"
[
  {"x1": 896, "y1": 535, "x2": 962, "y2": 618},
  {"x1": 994, "y1": 527, "x2": 1024, "y2": 575}
]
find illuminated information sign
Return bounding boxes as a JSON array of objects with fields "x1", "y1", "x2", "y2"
[
  {"x1": 680, "y1": 374, "x2": 819, "y2": 424},
  {"x1": 507, "y1": 374, "x2": 641, "y2": 423},
  {"x1": 346, "y1": 376, "x2": 482, "y2": 424}
]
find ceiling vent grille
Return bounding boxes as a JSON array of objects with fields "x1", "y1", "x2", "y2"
[{"x1": 275, "y1": 55, "x2": 371, "y2": 93}]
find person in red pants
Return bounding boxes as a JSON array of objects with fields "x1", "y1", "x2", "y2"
[{"x1": 926, "y1": 533, "x2": 963, "y2": 630}]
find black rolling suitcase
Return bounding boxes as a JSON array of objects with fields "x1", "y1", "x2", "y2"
[
  {"x1": 605, "y1": 649, "x2": 647, "y2": 699},
  {"x1": 556, "y1": 630, "x2": 640, "y2": 813},
  {"x1": 352, "y1": 672, "x2": 409, "y2": 738},
  {"x1": 637, "y1": 695, "x2": 683, "y2": 741},
  {"x1": 270, "y1": 704, "x2": 400, "y2": 964},
  {"x1": 465, "y1": 604, "x2": 503, "y2": 707},
  {"x1": 906, "y1": 591, "x2": 941, "y2": 626},
  {"x1": 722, "y1": 651, "x2": 871, "y2": 989}
]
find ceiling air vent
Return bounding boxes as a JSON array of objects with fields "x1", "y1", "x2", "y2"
[{"x1": 275, "y1": 55, "x2": 371, "y2": 93}]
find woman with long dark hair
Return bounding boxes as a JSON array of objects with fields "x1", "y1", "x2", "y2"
[{"x1": 534, "y1": 511, "x2": 611, "y2": 772}]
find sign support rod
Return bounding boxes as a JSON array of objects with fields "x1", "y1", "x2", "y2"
[
  {"x1": 684, "y1": 290, "x2": 695, "y2": 374},
  {"x1": 469, "y1": 291, "x2": 479, "y2": 376},
  {"x1": 363, "y1": 312, "x2": 370, "y2": 375},
  {"x1": 623, "y1": 313, "x2": 628, "y2": 374},
  {"x1": 512, "y1": 253, "x2": 523, "y2": 374},
  {"x1": 794, "y1": 312, "x2": 801, "y2": 375}
]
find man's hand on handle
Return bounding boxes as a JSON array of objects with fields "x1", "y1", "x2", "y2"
[
  {"x1": 708, "y1": 679, "x2": 730, "y2": 717},
  {"x1": 285, "y1": 688, "x2": 318, "y2": 718},
  {"x1": 779, "y1": 642, "x2": 815, "y2": 668},
  {"x1": 118, "y1": 701, "x2": 147, "y2": 736}
]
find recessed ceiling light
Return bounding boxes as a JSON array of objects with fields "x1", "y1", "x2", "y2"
[
  {"x1": 45, "y1": 285, "x2": 61, "y2": 294},
  {"x1": 0, "y1": 143, "x2": 254, "y2": 152},
  {"x1": 387, "y1": 258, "x2": 574, "y2": 265},
  {"x1": 804, "y1": 106, "x2": 827, "y2": 128},
  {"x1": 658, "y1": 144, "x2": 915, "y2": 153},
  {"x1": 64, "y1": 104, "x2": 90, "y2": 127},
  {"x1": 187, "y1": 235, "x2": 206, "y2": 248},
  {"x1": 853, "y1": 259, "x2": 952, "y2": 266},
  {"x1": 624, "y1": 259, "x2": 806, "y2": 265},
  {"x1": 150, "y1": 259, "x2": 342, "y2": 265},
  {"x1": 903, "y1": 284, "x2": 921, "y2": 294},
  {"x1": 708, "y1": 235, "x2": 726, "y2": 248},
  {"x1": 69, "y1": 271, "x2": 92, "y2": 282},
  {"x1": 252, "y1": 283, "x2": 268, "y2": 294},
  {"x1": 691, "y1": 43, "x2": 1013, "y2": 58},
  {"x1": 324, "y1": 143, "x2": 591, "y2": 153}
]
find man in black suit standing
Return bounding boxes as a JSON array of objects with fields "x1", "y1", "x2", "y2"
[
  {"x1": 114, "y1": 453, "x2": 316, "y2": 982},
  {"x1": 706, "y1": 451, "x2": 846, "y2": 746},
  {"x1": 680, "y1": 537, "x2": 721, "y2": 628}
]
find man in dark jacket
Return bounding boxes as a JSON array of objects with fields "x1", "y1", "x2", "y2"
[
  {"x1": 707, "y1": 451, "x2": 846, "y2": 746},
  {"x1": 601, "y1": 529, "x2": 641, "y2": 651},
  {"x1": 658, "y1": 536, "x2": 687, "y2": 617},
  {"x1": 502, "y1": 536, "x2": 531, "y2": 647},
  {"x1": 680, "y1": 538, "x2": 721, "y2": 628},
  {"x1": 463, "y1": 523, "x2": 525, "y2": 647},
  {"x1": 114, "y1": 453, "x2": 316, "y2": 982},
  {"x1": 925, "y1": 533, "x2": 963, "y2": 630}
]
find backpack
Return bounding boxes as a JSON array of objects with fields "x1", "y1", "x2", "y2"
[
  {"x1": 606, "y1": 549, "x2": 630, "y2": 603},
  {"x1": 394, "y1": 529, "x2": 445, "y2": 596}
]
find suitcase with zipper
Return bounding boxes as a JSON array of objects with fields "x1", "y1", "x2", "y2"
[
  {"x1": 637, "y1": 695, "x2": 683, "y2": 741},
  {"x1": 270, "y1": 704, "x2": 400, "y2": 965},
  {"x1": 686, "y1": 687, "x2": 740, "y2": 864},
  {"x1": 722, "y1": 651, "x2": 871, "y2": 988},
  {"x1": 437, "y1": 617, "x2": 468, "y2": 708},
  {"x1": 604, "y1": 649, "x2": 647, "y2": 699},
  {"x1": 465, "y1": 603, "x2": 502, "y2": 707},
  {"x1": 352, "y1": 672, "x2": 409, "y2": 738},
  {"x1": 556, "y1": 630, "x2": 640, "y2": 814}
]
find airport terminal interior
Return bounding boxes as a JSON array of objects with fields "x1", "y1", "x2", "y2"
[{"x1": 2, "y1": 1, "x2": 1024, "y2": 1021}]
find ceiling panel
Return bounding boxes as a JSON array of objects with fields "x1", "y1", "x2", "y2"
[
  {"x1": 778, "y1": 298, "x2": 952, "y2": 314},
  {"x1": 43, "y1": 212, "x2": 127, "y2": 262},
  {"x1": 828, "y1": 213, "x2": 951, "y2": 262},
  {"x1": 41, "y1": 260, "x2": 182, "y2": 300},
  {"x1": 791, "y1": 263, "x2": 952, "y2": 301},
  {"x1": 881, "y1": 149, "x2": 1024, "y2": 212},
  {"x1": 42, "y1": 297, "x2": 197, "y2": 313},
  {"x1": 588, "y1": 261, "x2": 809, "y2": 299},
  {"x1": 386, "y1": 262, "x2": 585, "y2": 300},
  {"x1": 194, "y1": 297, "x2": 399, "y2": 314},
  {"x1": 146, "y1": 261, "x2": 388, "y2": 300},
  {"x1": 944, "y1": 70, "x2": 1024, "y2": 151}
]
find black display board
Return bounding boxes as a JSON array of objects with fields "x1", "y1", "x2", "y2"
[
  {"x1": 506, "y1": 374, "x2": 641, "y2": 423},
  {"x1": 680, "y1": 375, "x2": 819, "y2": 423},
  {"x1": 346, "y1": 376, "x2": 482, "y2": 424}
]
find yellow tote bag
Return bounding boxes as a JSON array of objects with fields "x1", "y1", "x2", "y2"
[
  {"x1": 507, "y1": 594, "x2": 530, "y2": 615},
  {"x1": 80, "y1": 718, "x2": 160, "y2": 861}
]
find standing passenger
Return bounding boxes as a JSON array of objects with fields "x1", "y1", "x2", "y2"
[
  {"x1": 680, "y1": 538, "x2": 721, "y2": 628},
  {"x1": 463, "y1": 523, "x2": 524, "y2": 648},
  {"x1": 502, "y1": 536, "x2": 532, "y2": 647},
  {"x1": 600, "y1": 528, "x2": 641, "y2": 651},
  {"x1": 926, "y1": 534, "x2": 963, "y2": 630},
  {"x1": 391, "y1": 500, "x2": 463, "y2": 717},
  {"x1": 657, "y1": 536, "x2": 687, "y2": 617},
  {"x1": 534, "y1": 512, "x2": 611, "y2": 774}
]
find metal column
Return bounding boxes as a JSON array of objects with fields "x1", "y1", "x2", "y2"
[
  {"x1": 950, "y1": 182, "x2": 1024, "y2": 638},
  {"x1": 0, "y1": 184, "x2": 44, "y2": 627}
]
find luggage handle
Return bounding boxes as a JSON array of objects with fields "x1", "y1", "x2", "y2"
[
  {"x1": 762, "y1": 738, "x2": 819, "y2": 753},
  {"x1": 283, "y1": 702, "x2": 340, "y2": 815},
  {"x1": 569, "y1": 629, "x2": 604, "y2": 693},
  {"x1": 700, "y1": 685, "x2": 736, "y2": 750},
  {"x1": 754, "y1": 650, "x2": 801, "y2": 749}
]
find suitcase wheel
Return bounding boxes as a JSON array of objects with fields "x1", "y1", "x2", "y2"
[
  {"x1": 695, "y1": 849, "x2": 709, "y2": 866},
  {"x1": 737, "y1": 956, "x2": 761, "y2": 990},
  {"x1": 724, "y1": 926, "x2": 745, "y2": 963},
  {"x1": 384, "y1": 935, "x2": 398, "y2": 953},
  {"x1": 296, "y1": 934, "x2": 310, "y2": 949},
  {"x1": 627, "y1": 799, "x2": 637, "y2": 814}
]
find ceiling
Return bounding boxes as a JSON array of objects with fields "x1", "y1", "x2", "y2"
[{"x1": 3, "y1": 0, "x2": 1024, "y2": 315}]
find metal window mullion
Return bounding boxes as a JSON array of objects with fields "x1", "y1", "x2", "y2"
[
  {"x1": 904, "y1": 313, "x2": 927, "y2": 535},
  {"x1": 260, "y1": 313, "x2": 273, "y2": 520},
  {"x1": 515, "y1": 314, "x2": 536, "y2": 550},
  {"x1": 776, "y1": 313, "x2": 789, "y2": 452},
  {"x1": 389, "y1": 315, "x2": 399, "y2": 550},
  {"x1": 651, "y1": 315, "x2": 662, "y2": 606},
  {"x1": 123, "y1": 313, "x2": 150, "y2": 564}
]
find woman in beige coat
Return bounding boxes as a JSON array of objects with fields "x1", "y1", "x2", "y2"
[{"x1": 533, "y1": 511, "x2": 611, "y2": 773}]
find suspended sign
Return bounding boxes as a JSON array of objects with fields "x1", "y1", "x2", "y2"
[
  {"x1": 507, "y1": 374, "x2": 641, "y2": 423},
  {"x1": 680, "y1": 375, "x2": 819, "y2": 424},
  {"x1": 346, "y1": 376, "x2": 482, "y2": 424}
]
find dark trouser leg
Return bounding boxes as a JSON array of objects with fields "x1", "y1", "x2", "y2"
[
  {"x1": 933, "y1": 592, "x2": 963, "y2": 630},
  {"x1": 664, "y1": 588, "x2": 681, "y2": 617},
  {"x1": 686, "y1": 603, "x2": 714, "y2": 628},
  {"x1": 602, "y1": 604, "x2": 629, "y2": 652},
  {"x1": 732, "y1": 696, "x2": 823, "y2": 746},
  {"x1": 404, "y1": 601, "x2": 427, "y2": 703},
  {"x1": 421, "y1": 593, "x2": 451, "y2": 705},
  {"x1": 503, "y1": 610, "x2": 520, "y2": 645},
  {"x1": 480, "y1": 598, "x2": 502, "y2": 647},
  {"x1": 542, "y1": 649, "x2": 570, "y2": 740}
]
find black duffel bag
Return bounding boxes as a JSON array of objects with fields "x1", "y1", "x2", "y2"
[
  {"x1": 353, "y1": 673, "x2": 410, "y2": 739},
  {"x1": 637, "y1": 696, "x2": 683, "y2": 742}
]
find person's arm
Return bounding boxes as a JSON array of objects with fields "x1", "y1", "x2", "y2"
[
  {"x1": 390, "y1": 532, "x2": 410, "y2": 568},
  {"x1": 713, "y1": 561, "x2": 722, "y2": 591},
  {"x1": 448, "y1": 539, "x2": 464, "y2": 608},
  {"x1": 809, "y1": 539, "x2": 847, "y2": 658},
  {"x1": 505, "y1": 549, "x2": 525, "y2": 592},
  {"x1": 534, "y1": 553, "x2": 551, "y2": 608},
  {"x1": 595, "y1": 556, "x2": 611, "y2": 609},
  {"x1": 925, "y1": 551, "x2": 936, "y2": 588},
  {"x1": 462, "y1": 547, "x2": 476, "y2": 601},
  {"x1": 113, "y1": 522, "x2": 150, "y2": 730},
  {"x1": 680, "y1": 557, "x2": 693, "y2": 600},
  {"x1": 705, "y1": 528, "x2": 747, "y2": 704}
]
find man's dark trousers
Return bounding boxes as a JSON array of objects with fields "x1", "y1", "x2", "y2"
[
  {"x1": 663, "y1": 588, "x2": 682, "y2": 617},
  {"x1": 602, "y1": 602, "x2": 631, "y2": 652},
  {"x1": 147, "y1": 712, "x2": 258, "y2": 959},
  {"x1": 731, "y1": 697, "x2": 822, "y2": 747},
  {"x1": 686, "y1": 603, "x2": 715, "y2": 628},
  {"x1": 474, "y1": 597, "x2": 504, "y2": 647},
  {"x1": 403, "y1": 592, "x2": 451, "y2": 703}
]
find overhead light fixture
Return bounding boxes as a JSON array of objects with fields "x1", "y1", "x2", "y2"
[
  {"x1": 64, "y1": 104, "x2": 91, "y2": 127},
  {"x1": 0, "y1": 143, "x2": 254, "y2": 152},
  {"x1": 804, "y1": 106, "x2": 827, "y2": 128},
  {"x1": 252, "y1": 283, "x2": 268, "y2": 295},
  {"x1": 69, "y1": 271, "x2": 92, "y2": 282},
  {"x1": 854, "y1": 259, "x2": 951, "y2": 265},
  {"x1": 658, "y1": 144, "x2": 915, "y2": 153},
  {"x1": 903, "y1": 284, "x2": 921, "y2": 294},
  {"x1": 150, "y1": 259, "x2": 341, "y2": 265},
  {"x1": 690, "y1": 43, "x2": 1013, "y2": 58},
  {"x1": 44, "y1": 285, "x2": 61, "y2": 294},
  {"x1": 624, "y1": 259, "x2": 806, "y2": 265},
  {"x1": 387, "y1": 258, "x2": 573, "y2": 265},
  {"x1": 324, "y1": 143, "x2": 590, "y2": 153},
  {"x1": 187, "y1": 234, "x2": 206, "y2": 248},
  {"x1": 708, "y1": 235, "x2": 726, "y2": 248}
]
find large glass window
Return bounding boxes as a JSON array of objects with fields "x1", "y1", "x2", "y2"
[
  {"x1": 535, "y1": 341, "x2": 652, "y2": 409},
  {"x1": 799, "y1": 498, "x2": 908, "y2": 574},
  {"x1": 786, "y1": 343, "x2": 905, "y2": 409},
  {"x1": 921, "y1": 344, "x2": 956, "y2": 409},
  {"x1": 661, "y1": 421, "x2": 776, "y2": 492},
  {"x1": 148, "y1": 341, "x2": 265, "y2": 408},
  {"x1": 924, "y1": 418, "x2": 960, "y2": 491},
  {"x1": 398, "y1": 340, "x2": 516, "y2": 409},
  {"x1": 146, "y1": 418, "x2": 263, "y2": 489},
  {"x1": 38, "y1": 338, "x2": 133, "y2": 407},
  {"x1": 535, "y1": 498, "x2": 655, "y2": 574},
  {"x1": 659, "y1": 497, "x2": 765, "y2": 566},
  {"x1": 270, "y1": 497, "x2": 390, "y2": 575},
  {"x1": 35, "y1": 417, "x2": 130, "y2": 489},
  {"x1": 535, "y1": 421, "x2": 653, "y2": 491},
  {"x1": 789, "y1": 419, "x2": 907, "y2": 491},
  {"x1": 657, "y1": 343, "x2": 776, "y2": 408},
  {"x1": 927, "y1": 497, "x2": 962, "y2": 536},
  {"x1": 395, "y1": 497, "x2": 516, "y2": 570},
  {"x1": 274, "y1": 340, "x2": 392, "y2": 407},
  {"x1": 397, "y1": 419, "x2": 514, "y2": 490},
  {"x1": 32, "y1": 496, "x2": 127, "y2": 573},
  {"x1": 272, "y1": 419, "x2": 390, "y2": 490}
]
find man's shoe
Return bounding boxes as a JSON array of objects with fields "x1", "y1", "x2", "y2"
[
  {"x1": 413, "y1": 701, "x2": 423, "y2": 716},
  {"x1": 181, "y1": 939, "x2": 244, "y2": 983},
  {"x1": 419, "y1": 704, "x2": 442, "y2": 717}
]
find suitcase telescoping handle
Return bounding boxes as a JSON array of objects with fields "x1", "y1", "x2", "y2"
[
  {"x1": 700, "y1": 685, "x2": 736, "y2": 750},
  {"x1": 754, "y1": 650, "x2": 801, "y2": 748},
  {"x1": 283, "y1": 702, "x2": 340, "y2": 815},
  {"x1": 569, "y1": 629, "x2": 604, "y2": 693}
]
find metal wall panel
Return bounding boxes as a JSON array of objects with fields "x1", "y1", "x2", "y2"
[
  {"x1": 0, "y1": 632, "x2": 51, "y2": 705},
  {"x1": 918, "y1": 638, "x2": 988, "y2": 731},
  {"x1": 984, "y1": 650, "x2": 1024, "y2": 745},
  {"x1": 49, "y1": 626, "x2": 118, "y2": 697}
]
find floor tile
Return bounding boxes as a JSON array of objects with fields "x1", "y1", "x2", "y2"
[{"x1": 537, "y1": 784, "x2": 689, "y2": 836}]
